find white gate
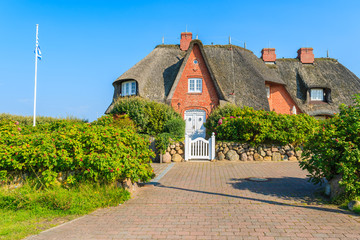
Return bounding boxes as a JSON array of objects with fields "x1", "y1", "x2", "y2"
[{"x1": 185, "y1": 132, "x2": 215, "y2": 161}]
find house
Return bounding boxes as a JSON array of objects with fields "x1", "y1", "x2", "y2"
[{"x1": 106, "y1": 32, "x2": 360, "y2": 139}]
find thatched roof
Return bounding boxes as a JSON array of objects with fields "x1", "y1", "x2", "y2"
[
  {"x1": 273, "y1": 58, "x2": 360, "y2": 115},
  {"x1": 106, "y1": 39, "x2": 360, "y2": 116}
]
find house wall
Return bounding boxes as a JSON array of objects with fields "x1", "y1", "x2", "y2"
[
  {"x1": 171, "y1": 44, "x2": 219, "y2": 118},
  {"x1": 267, "y1": 83, "x2": 302, "y2": 114}
]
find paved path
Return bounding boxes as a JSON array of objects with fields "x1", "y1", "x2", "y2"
[{"x1": 28, "y1": 162, "x2": 360, "y2": 240}]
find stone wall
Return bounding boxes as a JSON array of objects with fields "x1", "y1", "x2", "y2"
[
  {"x1": 161, "y1": 142, "x2": 185, "y2": 163},
  {"x1": 216, "y1": 142, "x2": 302, "y2": 161}
]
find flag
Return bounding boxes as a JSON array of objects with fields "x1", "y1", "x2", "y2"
[{"x1": 35, "y1": 36, "x2": 42, "y2": 60}]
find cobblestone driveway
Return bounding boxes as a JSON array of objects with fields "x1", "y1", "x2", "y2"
[{"x1": 28, "y1": 162, "x2": 360, "y2": 240}]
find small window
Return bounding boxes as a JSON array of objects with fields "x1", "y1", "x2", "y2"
[
  {"x1": 121, "y1": 81, "x2": 136, "y2": 97},
  {"x1": 266, "y1": 85, "x2": 270, "y2": 98},
  {"x1": 310, "y1": 89, "x2": 324, "y2": 101},
  {"x1": 188, "y1": 78, "x2": 202, "y2": 93},
  {"x1": 193, "y1": 60, "x2": 198, "y2": 64}
]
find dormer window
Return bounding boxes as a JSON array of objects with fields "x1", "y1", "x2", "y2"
[
  {"x1": 121, "y1": 81, "x2": 136, "y2": 97},
  {"x1": 310, "y1": 88, "x2": 324, "y2": 101},
  {"x1": 188, "y1": 78, "x2": 202, "y2": 93}
]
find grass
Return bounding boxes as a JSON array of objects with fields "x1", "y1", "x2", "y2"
[{"x1": 0, "y1": 182, "x2": 130, "y2": 240}]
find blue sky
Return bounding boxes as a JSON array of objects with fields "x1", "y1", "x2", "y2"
[{"x1": 0, "y1": 0, "x2": 359, "y2": 122}]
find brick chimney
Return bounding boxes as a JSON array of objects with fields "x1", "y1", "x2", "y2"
[
  {"x1": 180, "y1": 32, "x2": 192, "y2": 51},
  {"x1": 261, "y1": 48, "x2": 276, "y2": 62},
  {"x1": 297, "y1": 48, "x2": 314, "y2": 64}
]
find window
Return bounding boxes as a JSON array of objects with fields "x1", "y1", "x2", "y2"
[
  {"x1": 310, "y1": 89, "x2": 324, "y2": 101},
  {"x1": 188, "y1": 78, "x2": 202, "y2": 93},
  {"x1": 121, "y1": 81, "x2": 136, "y2": 97},
  {"x1": 266, "y1": 85, "x2": 270, "y2": 98}
]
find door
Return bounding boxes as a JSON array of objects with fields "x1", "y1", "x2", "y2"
[{"x1": 184, "y1": 109, "x2": 206, "y2": 139}]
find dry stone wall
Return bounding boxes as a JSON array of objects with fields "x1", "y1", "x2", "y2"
[
  {"x1": 216, "y1": 142, "x2": 302, "y2": 161},
  {"x1": 161, "y1": 142, "x2": 185, "y2": 163}
]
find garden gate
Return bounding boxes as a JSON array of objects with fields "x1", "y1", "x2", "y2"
[{"x1": 184, "y1": 132, "x2": 215, "y2": 161}]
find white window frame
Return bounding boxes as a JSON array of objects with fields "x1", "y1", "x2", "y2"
[
  {"x1": 121, "y1": 81, "x2": 136, "y2": 97},
  {"x1": 266, "y1": 85, "x2": 270, "y2": 98},
  {"x1": 310, "y1": 88, "x2": 324, "y2": 101},
  {"x1": 188, "y1": 78, "x2": 202, "y2": 93}
]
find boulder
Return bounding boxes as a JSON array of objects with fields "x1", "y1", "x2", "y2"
[
  {"x1": 329, "y1": 175, "x2": 345, "y2": 200},
  {"x1": 217, "y1": 152, "x2": 225, "y2": 160},
  {"x1": 237, "y1": 148, "x2": 245, "y2": 154},
  {"x1": 264, "y1": 156, "x2": 272, "y2": 161},
  {"x1": 170, "y1": 149, "x2": 176, "y2": 155},
  {"x1": 177, "y1": 149, "x2": 183, "y2": 155},
  {"x1": 260, "y1": 150, "x2": 266, "y2": 157},
  {"x1": 172, "y1": 154, "x2": 183, "y2": 162},
  {"x1": 272, "y1": 152, "x2": 281, "y2": 161},
  {"x1": 170, "y1": 144, "x2": 176, "y2": 149},
  {"x1": 348, "y1": 201, "x2": 360, "y2": 211},
  {"x1": 289, "y1": 156, "x2": 298, "y2": 161},
  {"x1": 284, "y1": 145, "x2": 291, "y2": 151},
  {"x1": 175, "y1": 146, "x2": 180, "y2": 151},
  {"x1": 226, "y1": 150, "x2": 239, "y2": 161},
  {"x1": 175, "y1": 143, "x2": 180, "y2": 147},
  {"x1": 287, "y1": 151, "x2": 295, "y2": 157},
  {"x1": 279, "y1": 149, "x2": 285, "y2": 155},
  {"x1": 241, "y1": 153, "x2": 248, "y2": 161},
  {"x1": 282, "y1": 155, "x2": 288, "y2": 161},
  {"x1": 162, "y1": 152, "x2": 172, "y2": 163},
  {"x1": 295, "y1": 150, "x2": 303, "y2": 158},
  {"x1": 223, "y1": 147, "x2": 229, "y2": 155},
  {"x1": 248, "y1": 155, "x2": 254, "y2": 161},
  {"x1": 271, "y1": 147, "x2": 279, "y2": 152},
  {"x1": 254, "y1": 153, "x2": 263, "y2": 161},
  {"x1": 266, "y1": 150, "x2": 272, "y2": 156}
]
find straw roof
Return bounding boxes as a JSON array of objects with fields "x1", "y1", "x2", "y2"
[{"x1": 106, "y1": 40, "x2": 360, "y2": 116}]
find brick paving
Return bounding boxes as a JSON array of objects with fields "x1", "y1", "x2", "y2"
[{"x1": 27, "y1": 162, "x2": 360, "y2": 240}]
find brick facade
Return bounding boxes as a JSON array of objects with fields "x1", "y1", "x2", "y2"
[
  {"x1": 267, "y1": 82, "x2": 302, "y2": 114},
  {"x1": 171, "y1": 44, "x2": 219, "y2": 118},
  {"x1": 297, "y1": 48, "x2": 314, "y2": 64}
]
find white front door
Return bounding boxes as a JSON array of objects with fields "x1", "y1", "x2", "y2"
[{"x1": 184, "y1": 109, "x2": 206, "y2": 139}]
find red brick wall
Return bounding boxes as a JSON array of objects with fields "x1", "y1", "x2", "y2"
[
  {"x1": 171, "y1": 44, "x2": 219, "y2": 118},
  {"x1": 267, "y1": 83, "x2": 302, "y2": 114}
]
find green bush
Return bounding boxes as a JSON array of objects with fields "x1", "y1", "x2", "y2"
[
  {"x1": 205, "y1": 105, "x2": 319, "y2": 146},
  {"x1": 163, "y1": 118, "x2": 185, "y2": 139},
  {"x1": 300, "y1": 94, "x2": 360, "y2": 199},
  {"x1": 0, "y1": 113, "x2": 87, "y2": 125},
  {"x1": 0, "y1": 116, "x2": 155, "y2": 187},
  {"x1": 110, "y1": 97, "x2": 183, "y2": 135}
]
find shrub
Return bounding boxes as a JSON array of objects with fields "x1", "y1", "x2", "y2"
[
  {"x1": 205, "y1": 105, "x2": 319, "y2": 146},
  {"x1": 110, "y1": 97, "x2": 183, "y2": 135},
  {"x1": 300, "y1": 94, "x2": 360, "y2": 199},
  {"x1": 0, "y1": 113, "x2": 87, "y2": 125},
  {"x1": 163, "y1": 118, "x2": 185, "y2": 139},
  {"x1": 0, "y1": 116, "x2": 155, "y2": 187}
]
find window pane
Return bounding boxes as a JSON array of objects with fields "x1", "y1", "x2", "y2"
[
  {"x1": 311, "y1": 89, "x2": 323, "y2": 101},
  {"x1": 131, "y1": 82, "x2": 136, "y2": 95},
  {"x1": 196, "y1": 79, "x2": 202, "y2": 92},
  {"x1": 266, "y1": 86, "x2": 270, "y2": 98},
  {"x1": 189, "y1": 79, "x2": 195, "y2": 92}
]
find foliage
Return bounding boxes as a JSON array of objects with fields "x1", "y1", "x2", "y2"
[
  {"x1": 300, "y1": 94, "x2": 360, "y2": 199},
  {"x1": 0, "y1": 182, "x2": 130, "y2": 240},
  {"x1": 111, "y1": 97, "x2": 185, "y2": 153},
  {"x1": 205, "y1": 105, "x2": 319, "y2": 146},
  {"x1": 110, "y1": 97, "x2": 183, "y2": 135},
  {"x1": 0, "y1": 116, "x2": 155, "y2": 187},
  {"x1": 0, "y1": 113, "x2": 87, "y2": 125}
]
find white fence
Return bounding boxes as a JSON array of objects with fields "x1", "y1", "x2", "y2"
[{"x1": 185, "y1": 132, "x2": 215, "y2": 161}]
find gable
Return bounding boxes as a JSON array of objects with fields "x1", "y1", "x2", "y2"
[{"x1": 169, "y1": 43, "x2": 220, "y2": 117}]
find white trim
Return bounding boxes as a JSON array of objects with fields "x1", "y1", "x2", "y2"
[
  {"x1": 188, "y1": 78, "x2": 202, "y2": 93},
  {"x1": 310, "y1": 88, "x2": 324, "y2": 101},
  {"x1": 121, "y1": 81, "x2": 136, "y2": 97}
]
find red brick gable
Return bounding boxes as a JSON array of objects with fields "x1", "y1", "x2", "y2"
[
  {"x1": 170, "y1": 44, "x2": 219, "y2": 118},
  {"x1": 266, "y1": 82, "x2": 302, "y2": 114}
]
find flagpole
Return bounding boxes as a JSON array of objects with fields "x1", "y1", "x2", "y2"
[{"x1": 33, "y1": 24, "x2": 39, "y2": 127}]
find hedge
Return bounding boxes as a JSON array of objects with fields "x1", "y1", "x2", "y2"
[
  {"x1": 204, "y1": 105, "x2": 319, "y2": 146},
  {"x1": 0, "y1": 115, "x2": 155, "y2": 187}
]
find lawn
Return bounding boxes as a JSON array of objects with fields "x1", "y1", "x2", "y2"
[{"x1": 0, "y1": 183, "x2": 130, "y2": 240}]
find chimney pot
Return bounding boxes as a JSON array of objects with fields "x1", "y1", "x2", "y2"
[
  {"x1": 180, "y1": 32, "x2": 192, "y2": 51},
  {"x1": 297, "y1": 48, "x2": 314, "y2": 64},
  {"x1": 261, "y1": 48, "x2": 276, "y2": 62}
]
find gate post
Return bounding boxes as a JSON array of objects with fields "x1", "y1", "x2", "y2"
[
  {"x1": 184, "y1": 134, "x2": 189, "y2": 161},
  {"x1": 210, "y1": 132, "x2": 216, "y2": 160}
]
